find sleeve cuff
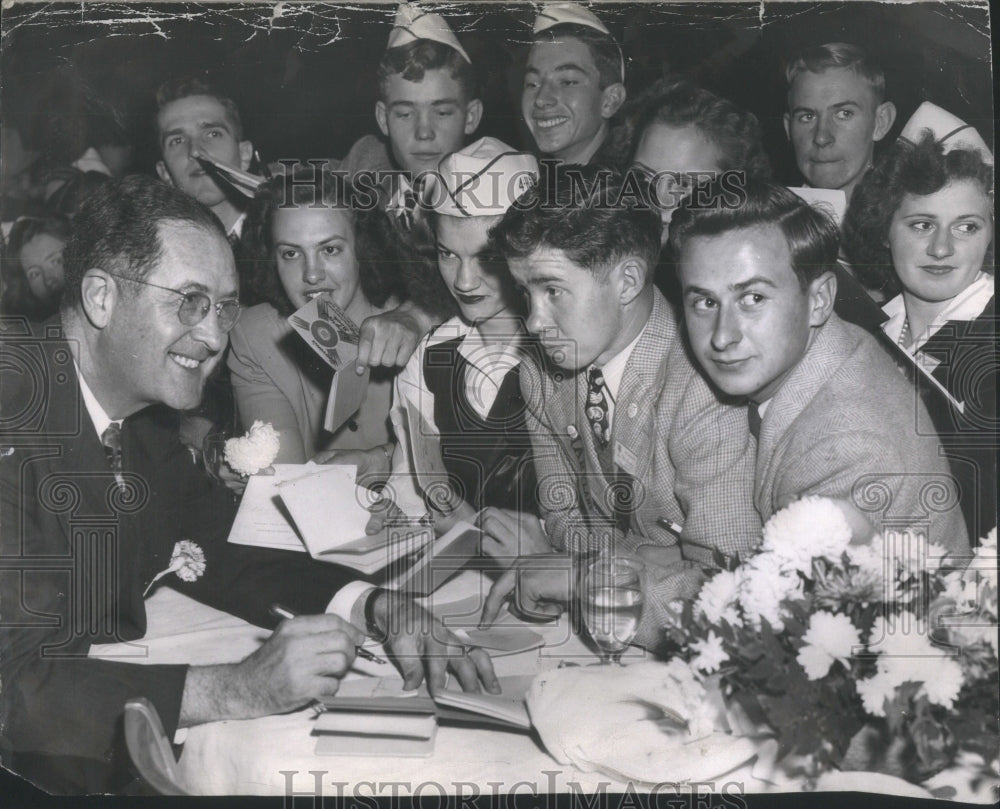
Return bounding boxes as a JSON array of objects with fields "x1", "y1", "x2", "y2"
[{"x1": 326, "y1": 580, "x2": 376, "y2": 625}]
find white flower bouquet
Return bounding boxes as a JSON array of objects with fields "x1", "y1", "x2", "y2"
[{"x1": 661, "y1": 498, "x2": 998, "y2": 795}]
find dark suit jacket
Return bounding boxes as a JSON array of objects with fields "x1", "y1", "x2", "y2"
[
  {"x1": 0, "y1": 324, "x2": 360, "y2": 793},
  {"x1": 882, "y1": 297, "x2": 996, "y2": 542}
]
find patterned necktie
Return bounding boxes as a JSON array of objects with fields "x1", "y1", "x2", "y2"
[
  {"x1": 748, "y1": 403, "x2": 762, "y2": 441},
  {"x1": 586, "y1": 368, "x2": 611, "y2": 447},
  {"x1": 101, "y1": 422, "x2": 126, "y2": 489}
]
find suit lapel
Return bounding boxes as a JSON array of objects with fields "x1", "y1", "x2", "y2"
[
  {"x1": 756, "y1": 316, "x2": 854, "y2": 499},
  {"x1": 612, "y1": 291, "x2": 677, "y2": 483}
]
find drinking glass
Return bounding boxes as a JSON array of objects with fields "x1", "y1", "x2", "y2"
[
  {"x1": 581, "y1": 553, "x2": 644, "y2": 665},
  {"x1": 201, "y1": 431, "x2": 229, "y2": 483}
]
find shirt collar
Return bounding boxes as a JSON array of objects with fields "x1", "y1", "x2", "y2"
[
  {"x1": 227, "y1": 212, "x2": 247, "y2": 240},
  {"x1": 593, "y1": 323, "x2": 646, "y2": 402},
  {"x1": 882, "y1": 272, "x2": 994, "y2": 349},
  {"x1": 75, "y1": 362, "x2": 119, "y2": 439}
]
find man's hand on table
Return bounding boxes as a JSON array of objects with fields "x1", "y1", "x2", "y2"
[
  {"x1": 356, "y1": 301, "x2": 434, "y2": 372},
  {"x1": 480, "y1": 553, "x2": 573, "y2": 627},
  {"x1": 361, "y1": 590, "x2": 501, "y2": 695},
  {"x1": 478, "y1": 508, "x2": 551, "y2": 564},
  {"x1": 180, "y1": 614, "x2": 365, "y2": 722}
]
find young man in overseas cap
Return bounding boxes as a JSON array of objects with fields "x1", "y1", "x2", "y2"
[
  {"x1": 783, "y1": 42, "x2": 896, "y2": 204},
  {"x1": 339, "y1": 3, "x2": 482, "y2": 195},
  {"x1": 334, "y1": 2, "x2": 486, "y2": 368},
  {"x1": 670, "y1": 179, "x2": 969, "y2": 556},
  {"x1": 478, "y1": 165, "x2": 761, "y2": 645},
  {"x1": 522, "y1": 2, "x2": 626, "y2": 165},
  {"x1": 372, "y1": 138, "x2": 550, "y2": 559}
]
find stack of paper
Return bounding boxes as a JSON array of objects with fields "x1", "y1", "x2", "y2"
[
  {"x1": 313, "y1": 698, "x2": 438, "y2": 757},
  {"x1": 315, "y1": 674, "x2": 534, "y2": 758}
]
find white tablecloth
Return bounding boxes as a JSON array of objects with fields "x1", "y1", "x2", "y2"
[
  {"x1": 91, "y1": 582, "x2": 990, "y2": 800},
  {"x1": 90, "y1": 576, "x2": 650, "y2": 795}
]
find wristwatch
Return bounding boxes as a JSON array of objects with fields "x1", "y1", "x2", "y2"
[{"x1": 363, "y1": 587, "x2": 389, "y2": 643}]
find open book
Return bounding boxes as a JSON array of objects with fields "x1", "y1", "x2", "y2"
[{"x1": 318, "y1": 674, "x2": 533, "y2": 737}]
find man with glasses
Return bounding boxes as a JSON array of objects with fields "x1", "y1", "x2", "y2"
[{"x1": 0, "y1": 176, "x2": 498, "y2": 795}]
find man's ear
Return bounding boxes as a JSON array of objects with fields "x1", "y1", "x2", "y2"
[
  {"x1": 782, "y1": 112, "x2": 791, "y2": 141},
  {"x1": 238, "y1": 140, "x2": 254, "y2": 171},
  {"x1": 80, "y1": 270, "x2": 117, "y2": 329},
  {"x1": 155, "y1": 161, "x2": 173, "y2": 186},
  {"x1": 807, "y1": 270, "x2": 837, "y2": 327},
  {"x1": 464, "y1": 98, "x2": 484, "y2": 135},
  {"x1": 872, "y1": 101, "x2": 897, "y2": 142},
  {"x1": 600, "y1": 83, "x2": 626, "y2": 119},
  {"x1": 375, "y1": 101, "x2": 389, "y2": 138},
  {"x1": 613, "y1": 255, "x2": 648, "y2": 306}
]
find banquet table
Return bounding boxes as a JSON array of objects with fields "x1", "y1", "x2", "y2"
[
  {"x1": 89, "y1": 578, "x2": 987, "y2": 800},
  {"x1": 90, "y1": 574, "x2": 657, "y2": 796}
]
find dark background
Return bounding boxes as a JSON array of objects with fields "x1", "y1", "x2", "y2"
[{"x1": 1, "y1": 1, "x2": 993, "y2": 188}]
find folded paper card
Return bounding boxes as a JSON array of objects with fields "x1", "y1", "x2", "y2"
[
  {"x1": 403, "y1": 398, "x2": 450, "y2": 495},
  {"x1": 227, "y1": 463, "x2": 321, "y2": 552},
  {"x1": 228, "y1": 463, "x2": 433, "y2": 573},
  {"x1": 324, "y1": 362, "x2": 370, "y2": 435},
  {"x1": 389, "y1": 521, "x2": 482, "y2": 597},
  {"x1": 288, "y1": 295, "x2": 361, "y2": 371},
  {"x1": 277, "y1": 464, "x2": 371, "y2": 554}
]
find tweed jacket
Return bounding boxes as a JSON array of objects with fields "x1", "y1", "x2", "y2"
[
  {"x1": 755, "y1": 314, "x2": 971, "y2": 556},
  {"x1": 0, "y1": 327, "x2": 361, "y2": 793},
  {"x1": 520, "y1": 290, "x2": 762, "y2": 642}
]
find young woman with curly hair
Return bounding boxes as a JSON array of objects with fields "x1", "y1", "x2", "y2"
[
  {"x1": 229, "y1": 170, "x2": 405, "y2": 469},
  {"x1": 844, "y1": 130, "x2": 995, "y2": 540}
]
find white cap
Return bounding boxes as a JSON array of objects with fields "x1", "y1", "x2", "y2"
[
  {"x1": 533, "y1": 2, "x2": 610, "y2": 35},
  {"x1": 899, "y1": 102, "x2": 992, "y2": 165},
  {"x1": 788, "y1": 186, "x2": 847, "y2": 227},
  {"x1": 532, "y1": 3, "x2": 624, "y2": 83},
  {"x1": 387, "y1": 3, "x2": 470, "y2": 64},
  {"x1": 423, "y1": 137, "x2": 538, "y2": 217}
]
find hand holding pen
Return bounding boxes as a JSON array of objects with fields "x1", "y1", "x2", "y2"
[{"x1": 270, "y1": 604, "x2": 387, "y2": 664}]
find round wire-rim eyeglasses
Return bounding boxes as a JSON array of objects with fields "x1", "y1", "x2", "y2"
[{"x1": 104, "y1": 272, "x2": 242, "y2": 332}]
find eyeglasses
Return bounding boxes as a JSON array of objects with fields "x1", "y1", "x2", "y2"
[{"x1": 105, "y1": 272, "x2": 242, "y2": 331}]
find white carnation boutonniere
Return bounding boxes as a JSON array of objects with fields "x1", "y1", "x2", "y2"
[
  {"x1": 142, "y1": 540, "x2": 207, "y2": 597},
  {"x1": 224, "y1": 420, "x2": 280, "y2": 476}
]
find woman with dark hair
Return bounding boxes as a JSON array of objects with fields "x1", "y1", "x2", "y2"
[
  {"x1": 844, "y1": 123, "x2": 995, "y2": 540},
  {"x1": 608, "y1": 76, "x2": 771, "y2": 241},
  {"x1": 228, "y1": 170, "x2": 404, "y2": 468},
  {"x1": 1, "y1": 215, "x2": 71, "y2": 320}
]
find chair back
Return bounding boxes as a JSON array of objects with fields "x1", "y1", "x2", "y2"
[{"x1": 123, "y1": 697, "x2": 190, "y2": 795}]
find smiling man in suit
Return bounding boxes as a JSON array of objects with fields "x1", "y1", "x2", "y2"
[
  {"x1": 670, "y1": 179, "x2": 969, "y2": 555},
  {"x1": 0, "y1": 176, "x2": 497, "y2": 794},
  {"x1": 479, "y1": 165, "x2": 760, "y2": 645}
]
